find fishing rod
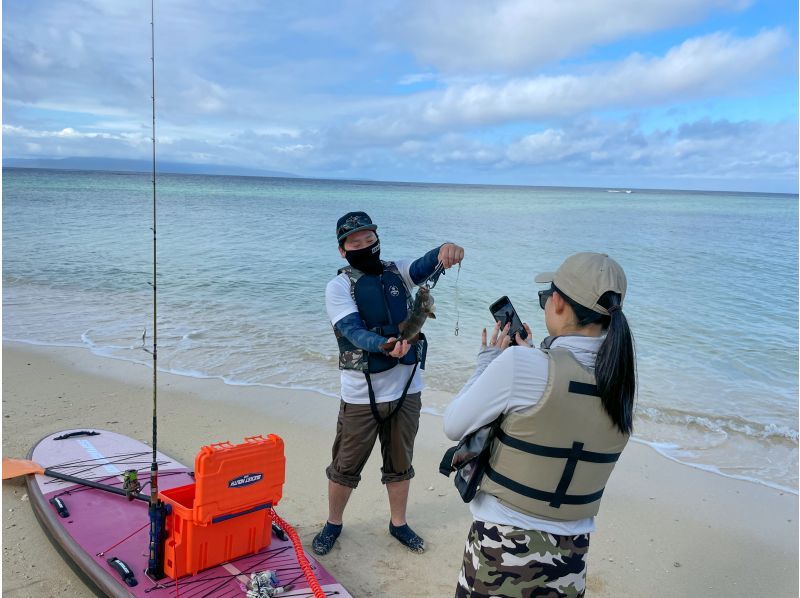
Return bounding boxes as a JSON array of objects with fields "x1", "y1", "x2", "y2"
[{"x1": 144, "y1": 0, "x2": 167, "y2": 580}]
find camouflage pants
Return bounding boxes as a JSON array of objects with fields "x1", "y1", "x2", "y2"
[{"x1": 455, "y1": 520, "x2": 589, "y2": 598}]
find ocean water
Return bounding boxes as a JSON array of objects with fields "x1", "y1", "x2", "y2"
[{"x1": 3, "y1": 168, "x2": 798, "y2": 492}]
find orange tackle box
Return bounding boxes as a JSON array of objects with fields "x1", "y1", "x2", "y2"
[{"x1": 158, "y1": 434, "x2": 285, "y2": 578}]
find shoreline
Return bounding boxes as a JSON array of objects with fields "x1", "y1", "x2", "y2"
[
  {"x1": 2, "y1": 341, "x2": 798, "y2": 597},
  {"x1": 4, "y1": 338, "x2": 797, "y2": 495}
]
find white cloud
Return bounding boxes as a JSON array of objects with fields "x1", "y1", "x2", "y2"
[
  {"x1": 3, "y1": 124, "x2": 117, "y2": 140},
  {"x1": 325, "y1": 115, "x2": 795, "y2": 186},
  {"x1": 5, "y1": 3, "x2": 788, "y2": 144},
  {"x1": 335, "y1": 117, "x2": 795, "y2": 191},
  {"x1": 273, "y1": 143, "x2": 314, "y2": 155},
  {"x1": 3, "y1": 1, "x2": 265, "y2": 119},
  {"x1": 176, "y1": 76, "x2": 229, "y2": 115},
  {"x1": 3, "y1": 1, "x2": 794, "y2": 192},
  {"x1": 397, "y1": 73, "x2": 438, "y2": 86},
  {"x1": 506, "y1": 129, "x2": 601, "y2": 163},
  {"x1": 504, "y1": 118, "x2": 798, "y2": 182},
  {"x1": 3, "y1": 124, "x2": 151, "y2": 159},
  {"x1": 346, "y1": 30, "x2": 788, "y2": 140},
  {"x1": 386, "y1": 0, "x2": 751, "y2": 72},
  {"x1": 5, "y1": 114, "x2": 796, "y2": 192}
]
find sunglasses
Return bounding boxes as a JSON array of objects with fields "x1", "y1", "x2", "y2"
[{"x1": 538, "y1": 288, "x2": 555, "y2": 310}]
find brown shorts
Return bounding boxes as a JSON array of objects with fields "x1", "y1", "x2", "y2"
[{"x1": 325, "y1": 392, "x2": 422, "y2": 488}]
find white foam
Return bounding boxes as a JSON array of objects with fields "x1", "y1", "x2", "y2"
[{"x1": 631, "y1": 437, "x2": 799, "y2": 495}]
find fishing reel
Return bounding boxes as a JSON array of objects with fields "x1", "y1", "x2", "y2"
[
  {"x1": 246, "y1": 570, "x2": 291, "y2": 597},
  {"x1": 122, "y1": 469, "x2": 141, "y2": 501}
]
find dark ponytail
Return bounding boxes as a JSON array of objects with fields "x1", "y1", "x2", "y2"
[
  {"x1": 594, "y1": 292, "x2": 636, "y2": 435},
  {"x1": 553, "y1": 285, "x2": 637, "y2": 435}
]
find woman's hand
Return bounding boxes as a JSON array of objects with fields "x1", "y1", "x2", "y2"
[
  {"x1": 515, "y1": 323, "x2": 533, "y2": 347},
  {"x1": 483, "y1": 321, "x2": 512, "y2": 351},
  {"x1": 481, "y1": 321, "x2": 533, "y2": 351}
]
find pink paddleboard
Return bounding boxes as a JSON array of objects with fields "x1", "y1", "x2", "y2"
[{"x1": 26, "y1": 428, "x2": 351, "y2": 597}]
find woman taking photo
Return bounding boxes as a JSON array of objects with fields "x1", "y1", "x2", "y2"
[{"x1": 444, "y1": 252, "x2": 636, "y2": 597}]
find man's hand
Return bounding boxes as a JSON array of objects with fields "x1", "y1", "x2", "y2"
[
  {"x1": 438, "y1": 243, "x2": 464, "y2": 269},
  {"x1": 385, "y1": 338, "x2": 411, "y2": 358}
]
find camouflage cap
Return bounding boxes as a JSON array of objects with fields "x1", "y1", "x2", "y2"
[
  {"x1": 336, "y1": 211, "x2": 378, "y2": 243},
  {"x1": 535, "y1": 252, "x2": 626, "y2": 316}
]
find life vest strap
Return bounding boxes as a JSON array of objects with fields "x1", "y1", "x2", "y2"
[
  {"x1": 485, "y1": 464, "x2": 606, "y2": 507},
  {"x1": 491, "y1": 432, "x2": 619, "y2": 508},
  {"x1": 365, "y1": 360, "x2": 418, "y2": 425},
  {"x1": 568, "y1": 381, "x2": 599, "y2": 396},
  {"x1": 495, "y1": 429, "x2": 621, "y2": 463},
  {"x1": 552, "y1": 441, "x2": 583, "y2": 508}
]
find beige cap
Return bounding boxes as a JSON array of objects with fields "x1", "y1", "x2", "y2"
[{"x1": 535, "y1": 252, "x2": 626, "y2": 316}]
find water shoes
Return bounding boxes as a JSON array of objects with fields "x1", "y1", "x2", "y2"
[
  {"x1": 389, "y1": 522, "x2": 425, "y2": 553},
  {"x1": 311, "y1": 522, "x2": 343, "y2": 555},
  {"x1": 312, "y1": 521, "x2": 425, "y2": 555}
]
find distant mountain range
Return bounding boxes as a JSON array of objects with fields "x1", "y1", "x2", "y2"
[{"x1": 3, "y1": 157, "x2": 299, "y2": 179}]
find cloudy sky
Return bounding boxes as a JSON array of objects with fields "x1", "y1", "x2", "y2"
[{"x1": 4, "y1": 0, "x2": 798, "y2": 192}]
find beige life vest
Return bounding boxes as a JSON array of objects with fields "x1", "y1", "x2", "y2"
[{"x1": 481, "y1": 347, "x2": 629, "y2": 521}]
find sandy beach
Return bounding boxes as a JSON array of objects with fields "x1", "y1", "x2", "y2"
[{"x1": 2, "y1": 341, "x2": 797, "y2": 597}]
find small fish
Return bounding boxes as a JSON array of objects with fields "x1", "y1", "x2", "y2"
[{"x1": 380, "y1": 286, "x2": 436, "y2": 352}]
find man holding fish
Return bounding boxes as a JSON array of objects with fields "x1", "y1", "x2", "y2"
[{"x1": 313, "y1": 211, "x2": 463, "y2": 556}]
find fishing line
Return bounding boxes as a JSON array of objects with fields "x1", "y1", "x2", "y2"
[
  {"x1": 96, "y1": 521, "x2": 152, "y2": 557},
  {"x1": 42, "y1": 452, "x2": 148, "y2": 475},
  {"x1": 42, "y1": 456, "x2": 172, "y2": 487},
  {"x1": 420, "y1": 258, "x2": 461, "y2": 335},
  {"x1": 454, "y1": 262, "x2": 461, "y2": 336},
  {"x1": 423, "y1": 260, "x2": 446, "y2": 289}
]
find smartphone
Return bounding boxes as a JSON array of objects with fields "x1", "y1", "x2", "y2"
[{"x1": 489, "y1": 296, "x2": 528, "y2": 344}]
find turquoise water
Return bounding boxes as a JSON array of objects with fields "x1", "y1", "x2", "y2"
[{"x1": 3, "y1": 167, "x2": 798, "y2": 491}]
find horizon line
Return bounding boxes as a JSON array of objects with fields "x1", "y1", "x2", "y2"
[{"x1": 3, "y1": 163, "x2": 797, "y2": 197}]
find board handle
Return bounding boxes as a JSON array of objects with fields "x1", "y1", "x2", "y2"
[
  {"x1": 54, "y1": 431, "x2": 100, "y2": 440},
  {"x1": 107, "y1": 557, "x2": 138, "y2": 587}
]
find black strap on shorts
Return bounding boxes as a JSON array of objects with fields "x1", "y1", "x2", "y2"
[{"x1": 365, "y1": 361, "x2": 418, "y2": 425}]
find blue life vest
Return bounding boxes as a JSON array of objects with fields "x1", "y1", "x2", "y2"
[{"x1": 335, "y1": 261, "x2": 424, "y2": 374}]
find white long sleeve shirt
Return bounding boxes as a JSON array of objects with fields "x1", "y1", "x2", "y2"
[{"x1": 443, "y1": 334, "x2": 605, "y2": 535}]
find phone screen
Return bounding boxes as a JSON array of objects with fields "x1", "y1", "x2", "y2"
[{"x1": 489, "y1": 296, "x2": 528, "y2": 343}]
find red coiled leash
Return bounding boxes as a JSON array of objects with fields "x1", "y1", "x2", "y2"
[{"x1": 271, "y1": 511, "x2": 325, "y2": 598}]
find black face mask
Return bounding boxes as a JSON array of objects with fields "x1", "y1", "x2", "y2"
[{"x1": 345, "y1": 239, "x2": 382, "y2": 274}]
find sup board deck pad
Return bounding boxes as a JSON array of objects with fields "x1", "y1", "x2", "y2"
[{"x1": 25, "y1": 429, "x2": 351, "y2": 597}]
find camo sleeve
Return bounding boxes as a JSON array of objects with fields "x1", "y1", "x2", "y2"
[{"x1": 334, "y1": 313, "x2": 388, "y2": 353}]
